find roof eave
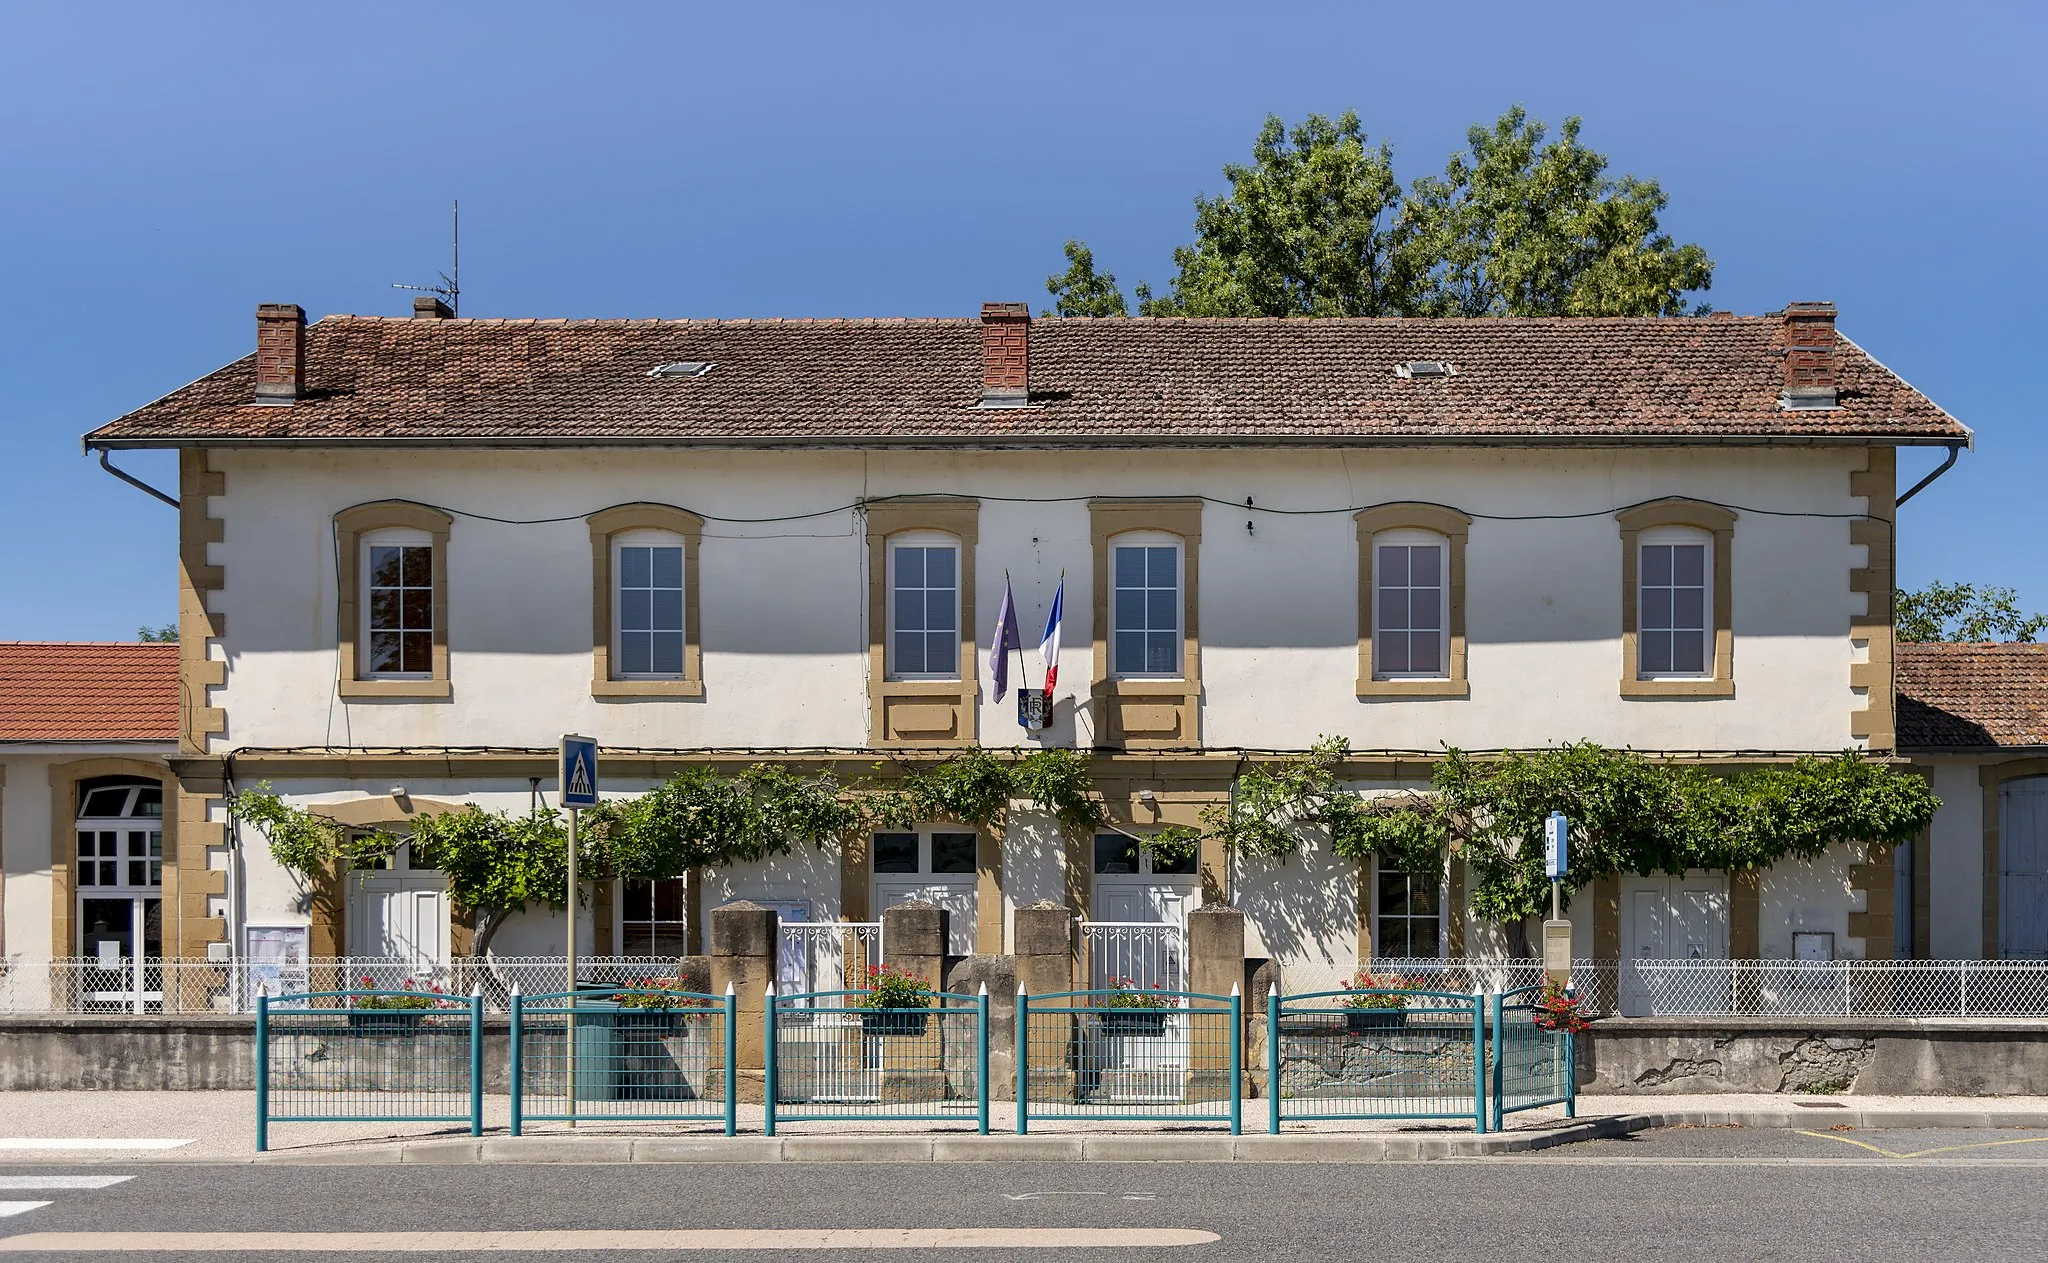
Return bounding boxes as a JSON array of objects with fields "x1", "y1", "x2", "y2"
[{"x1": 82, "y1": 430, "x2": 1973, "y2": 452}]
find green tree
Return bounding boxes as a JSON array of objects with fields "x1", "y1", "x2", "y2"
[
  {"x1": 1048, "y1": 106, "x2": 1713, "y2": 320},
  {"x1": 136, "y1": 623, "x2": 178, "y2": 642},
  {"x1": 1043, "y1": 240, "x2": 1129, "y2": 317},
  {"x1": 1896, "y1": 581, "x2": 2048, "y2": 643},
  {"x1": 1398, "y1": 108, "x2": 1711, "y2": 317}
]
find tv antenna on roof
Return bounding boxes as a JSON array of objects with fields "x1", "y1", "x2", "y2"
[{"x1": 391, "y1": 199, "x2": 460, "y2": 315}]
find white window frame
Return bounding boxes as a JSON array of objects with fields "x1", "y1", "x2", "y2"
[
  {"x1": 360, "y1": 526, "x2": 435, "y2": 680},
  {"x1": 1372, "y1": 861, "x2": 1449, "y2": 963},
  {"x1": 1637, "y1": 524, "x2": 1713, "y2": 680},
  {"x1": 611, "y1": 528, "x2": 689, "y2": 680},
  {"x1": 74, "y1": 780, "x2": 165, "y2": 968},
  {"x1": 619, "y1": 876, "x2": 690, "y2": 956},
  {"x1": 885, "y1": 530, "x2": 962, "y2": 681},
  {"x1": 1370, "y1": 527, "x2": 1451, "y2": 681},
  {"x1": 1109, "y1": 530, "x2": 1185, "y2": 681}
]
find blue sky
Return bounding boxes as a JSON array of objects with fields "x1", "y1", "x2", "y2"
[{"x1": 1, "y1": 2, "x2": 2041, "y2": 640}]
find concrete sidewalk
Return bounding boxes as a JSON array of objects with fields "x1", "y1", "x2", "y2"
[{"x1": 4, "y1": 1091, "x2": 2048, "y2": 1164}]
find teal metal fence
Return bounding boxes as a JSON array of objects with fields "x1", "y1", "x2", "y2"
[
  {"x1": 509, "y1": 986, "x2": 737, "y2": 1136},
  {"x1": 1266, "y1": 987, "x2": 1486, "y2": 1133},
  {"x1": 255, "y1": 990, "x2": 483, "y2": 1152},
  {"x1": 1017, "y1": 988, "x2": 1242, "y2": 1134},
  {"x1": 765, "y1": 987, "x2": 989, "y2": 1134},
  {"x1": 1489, "y1": 985, "x2": 1577, "y2": 1130}
]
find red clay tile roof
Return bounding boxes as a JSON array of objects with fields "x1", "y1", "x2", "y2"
[
  {"x1": 0, "y1": 642, "x2": 179, "y2": 742},
  {"x1": 1897, "y1": 642, "x2": 2048, "y2": 751},
  {"x1": 85, "y1": 311, "x2": 1967, "y2": 447}
]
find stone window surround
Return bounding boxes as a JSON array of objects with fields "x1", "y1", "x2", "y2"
[
  {"x1": 47, "y1": 760, "x2": 177, "y2": 960},
  {"x1": 1089, "y1": 499, "x2": 1202, "y2": 748},
  {"x1": 1354, "y1": 503, "x2": 1471, "y2": 698},
  {"x1": 587, "y1": 503, "x2": 706, "y2": 698},
  {"x1": 335, "y1": 501, "x2": 453, "y2": 699},
  {"x1": 864, "y1": 499, "x2": 979, "y2": 748},
  {"x1": 1617, "y1": 499, "x2": 1736, "y2": 698}
]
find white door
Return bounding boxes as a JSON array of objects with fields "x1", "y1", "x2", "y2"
[
  {"x1": 751, "y1": 899, "x2": 815, "y2": 996},
  {"x1": 1090, "y1": 884, "x2": 1193, "y2": 990},
  {"x1": 1620, "y1": 874, "x2": 1728, "y2": 1016},
  {"x1": 347, "y1": 845, "x2": 450, "y2": 974},
  {"x1": 870, "y1": 830, "x2": 978, "y2": 957},
  {"x1": 872, "y1": 879, "x2": 976, "y2": 958}
]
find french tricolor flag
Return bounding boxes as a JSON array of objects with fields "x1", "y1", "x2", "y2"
[{"x1": 1038, "y1": 574, "x2": 1064, "y2": 707}]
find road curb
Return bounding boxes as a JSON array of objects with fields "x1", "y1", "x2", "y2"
[{"x1": 235, "y1": 1109, "x2": 2048, "y2": 1165}]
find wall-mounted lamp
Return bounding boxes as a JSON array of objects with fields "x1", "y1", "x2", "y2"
[{"x1": 1138, "y1": 789, "x2": 1157, "y2": 803}]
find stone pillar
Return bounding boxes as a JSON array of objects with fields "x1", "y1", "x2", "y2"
[
  {"x1": 1010, "y1": 901, "x2": 1077, "y2": 1105},
  {"x1": 876, "y1": 901, "x2": 950, "y2": 1105},
  {"x1": 1185, "y1": 905, "x2": 1246, "y2": 1102},
  {"x1": 880, "y1": 901, "x2": 948, "y2": 989},
  {"x1": 709, "y1": 901, "x2": 777, "y2": 1103}
]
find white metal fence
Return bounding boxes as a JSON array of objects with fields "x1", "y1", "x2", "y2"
[
  {"x1": 0, "y1": 956, "x2": 683, "y2": 1014},
  {"x1": 1375, "y1": 958, "x2": 2048, "y2": 1018},
  {"x1": 10, "y1": 952, "x2": 2048, "y2": 1019},
  {"x1": 776, "y1": 921, "x2": 884, "y2": 1001},
  {"x1": 1080, "y1": 921, "x2": 1187, "y2": 993}
]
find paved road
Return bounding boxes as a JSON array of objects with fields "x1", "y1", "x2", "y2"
[{"x1": 3, "y1": 1131, "x2": 2047, "y2": 1260}]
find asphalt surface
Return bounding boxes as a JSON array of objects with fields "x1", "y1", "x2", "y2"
[{"x1": 3, "y1": 1131, "x2": 2047, "y2": 1260}]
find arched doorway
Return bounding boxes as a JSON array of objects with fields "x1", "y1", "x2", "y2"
[
  {"x1": 74, "y1": 777, "x2": 164, "y2": 1010},
  {"x1": 2000, "y1": 776, "x2": 2048, "y2": 958}
]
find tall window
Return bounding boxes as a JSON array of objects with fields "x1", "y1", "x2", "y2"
[
  {"x1": 75, "y1": 778, "x2": 164, "y2": 967},
  {"x1": 1112, "y1": 535, "x2": 1181, "y2": 677},
  {"x1": 889, "y1": 536, "x2": 959, "y2": 678},
  {"x1": 365, "y1": 532, "x2": 433, "y2": 677},
  {"x1": 1375, "y1": 869, "x2": 1441, "y2": 960},
  {"x1": 1638, "y1": 529, "x2": 1710, "y2": 677},
  {"x1": 622, "y1": 878, "x2": 689, "y2": 955},
  {"x1": 1374, "y1": 532, "x2": 1447, "y2": 678},
  {"x1": 615, "y1": 532, "x2": 686, "y2": 677}
]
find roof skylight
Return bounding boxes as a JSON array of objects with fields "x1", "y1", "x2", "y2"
[
  {"x1": 1394, "y1": 361, "x2": 1456, "y2": 379},
  {"x1": 647, "y1": 361, "x2": 716, "y2": 379}
]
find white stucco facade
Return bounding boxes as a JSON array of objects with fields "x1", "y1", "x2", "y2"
[{"x1": 203, "y1": 444, "x2": 1874, "y2": 755}]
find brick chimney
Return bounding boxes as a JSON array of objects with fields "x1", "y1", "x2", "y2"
[
  {"x1": 254, "y1": 303, "x2": 305, "y2": 405},
  {"x1": 1780, "y1": 301, "x2": 1838, "y2": 410},
  {"x1": 979, "y1": 302, "x2": 1030, "y2": 408},
  {"x1": 412, "y1": 296, "x2": 453, "y2": 319}
]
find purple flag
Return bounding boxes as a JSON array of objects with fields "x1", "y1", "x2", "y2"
[{"x1": 990, "y1": 573, "x2": 1023, "y2": 700}]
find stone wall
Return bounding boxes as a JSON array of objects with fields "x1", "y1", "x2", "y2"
[
  {"x1": 1582, "y1": 1018, "x2": 2048, "y2": 1095},
  {"x1": 10, "y1": 1010, "x2": 2048, "y2": 1097}
]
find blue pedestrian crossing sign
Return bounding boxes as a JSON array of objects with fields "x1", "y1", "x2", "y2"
[{"x1": 560, "y1": 734, "x2": 600, "y2": 808}]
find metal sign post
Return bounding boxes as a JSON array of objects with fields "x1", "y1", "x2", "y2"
[
  {"x1": 1542, "y1": 811, "x2": 1571, "y2": 985},
  {"x1": 559, "y1": 735, "x2": 600, "y2": 1125}
]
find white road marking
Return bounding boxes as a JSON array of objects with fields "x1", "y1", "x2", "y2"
[
  {"x1": 0, "y1": 1228, "x2": 1223, "y2": 1252},
  {"x1": 0, "y1": 1139, "x2": 191, "y2": 1152},
  {"x1": 1002, "y1": 1191, "x2": 1152, "y2": 1201},
  {"x1": 0, "y1": 1178, "x2": 131, "y2": 1191},
  {"x1": 0, "y1": 1204, "x2": 51, "y2": 1220}
]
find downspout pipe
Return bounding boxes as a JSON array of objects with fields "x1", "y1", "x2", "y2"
[
  {"x1": 91, "y1": 446, "x2": 179, "y2": 509},
  {"x1": 1896, "y1": 442, "x2": 1964, "y2": 508}
]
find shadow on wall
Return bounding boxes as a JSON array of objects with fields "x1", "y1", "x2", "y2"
[{"x1": 1231, "y1": 851, "x2": 1357, "y2": 986}]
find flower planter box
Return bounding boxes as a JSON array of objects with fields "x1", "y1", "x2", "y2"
[
  {"x1": 860, "y1": 1009, "x2": 931, "y2": 1039},
  {"x1": 347, "y1": 1010, "x2": 427, "y2": 1037},
  {"x1": 1345, "y1": 1009, "x2": 1408, "y2": 1036},
  {"x1": 1100, "y1": 1010, "x2": 1172, "y2": 1039}
]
